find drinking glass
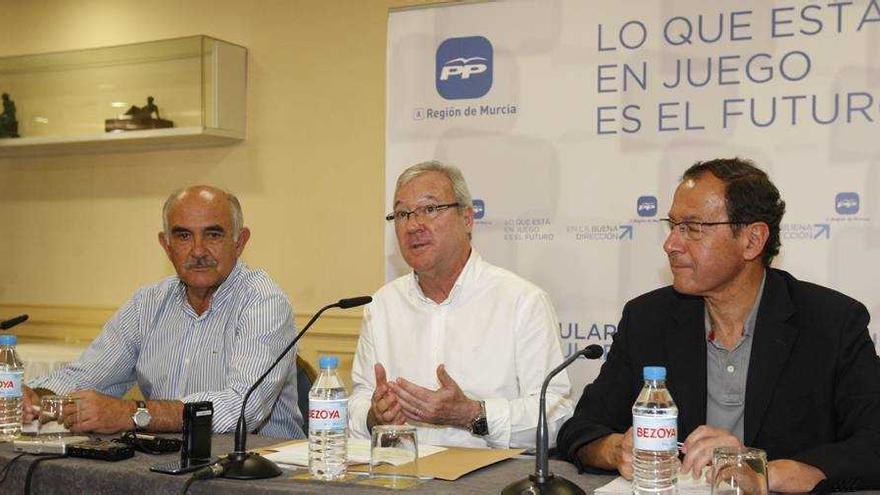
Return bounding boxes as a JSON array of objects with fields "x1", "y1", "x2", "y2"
[
  {"x1": 38, "y1": 395, "x2": 79, "y2": 438},
  {"x1": 711, "y1": 447, "x2": 768, "y2": 495},
  {"x1": 369, "y1": 424, "x2": 420, "y2": 488}
]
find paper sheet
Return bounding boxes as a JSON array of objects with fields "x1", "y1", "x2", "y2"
[
  {"x1": 596, "y1": 471, "x2": 711, "y2": 494},
  {"x1": 262, "y1": 438, "x2": 446, "y2": 467}
]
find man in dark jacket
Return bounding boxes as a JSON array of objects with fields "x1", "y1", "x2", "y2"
[{"x1": 557, "y1": 158, "x2": 880, "y2": 493}]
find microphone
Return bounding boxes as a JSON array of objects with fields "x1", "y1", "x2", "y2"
[
  {"x1": 1, "y1": 314, "x2": 28, "y2": 330},
  {"x1": 502, "y1": 344, "x2": 604, "y2": 495},
  {"x1": 338, "y1": 296, "x2": 372, "y2": 309},
  {"x1": 218, "y1": 296, "x2": 372, "y2": 480}
]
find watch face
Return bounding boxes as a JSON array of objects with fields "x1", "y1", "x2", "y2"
[
  {"x1": 472, "y1": 417, "x2": 489, "y2": 436},
  {"x1": 134, "y1": 409, "x2": 151, "y2": 428}
]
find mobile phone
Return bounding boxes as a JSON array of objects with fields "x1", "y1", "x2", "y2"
[
  {"x1": 149, "y1": 456, "x2": 217, "y2": 475},
  {"x1": 182, "y1": 401, "x2": 213, "y2": 465}
]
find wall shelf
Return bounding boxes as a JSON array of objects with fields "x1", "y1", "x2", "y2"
[{"x1": 0, "y1": 35, "x2": 246, "y2": 157}]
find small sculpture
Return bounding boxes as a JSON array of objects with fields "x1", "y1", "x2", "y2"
[
  {"x1": 0, "y1": 93, "x2": 20, "y2": 138},
  {"x1": 105, "y1": 96, "x2": 173, "y2": 132},
  {"x1": 125, "y1": 96, "x2": 161, "y2": 120}
]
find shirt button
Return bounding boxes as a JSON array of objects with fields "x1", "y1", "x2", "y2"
[{"x1": 726, "y1": 365, "x2": 735, "y2": 373}]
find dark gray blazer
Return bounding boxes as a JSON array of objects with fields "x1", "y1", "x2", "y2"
[{"x1": 557, "y1": 268, "x2": 880, "y2": 491}]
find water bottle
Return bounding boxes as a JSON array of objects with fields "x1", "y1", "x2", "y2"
[
  {"x1": 308, "y1": 355, "x2": 348, "y2": 480},
  {"x1": 632, "y1": 366, "x2": 679, "y2": 495},
  {"x1": 0, "y1": 334, "x2": 25, "y2": 440}
]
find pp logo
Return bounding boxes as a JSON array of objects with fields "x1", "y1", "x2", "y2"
[
  {"x1": 835, "y1": 192, "x2": 859, "y2": 215},
  {"x1": 436, "y1": 36, "x2": 493, "y2": 100},
  {"x1": 637, "y1": 196, "x2": 658, "y2": 217},
  {"x1": 473, "y1": 199, "x2": 485, "y2": 220}
]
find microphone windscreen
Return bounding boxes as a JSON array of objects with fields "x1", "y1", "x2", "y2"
[
  {"x1": 337, "y1": 296, "x2": 372, "y2": 309},
  {"x1": 583, "y1": 344, "x2": 604, "y2": 360},
  {"x1": 0, "y1": 314, "x2": 28, "y2": 330}
]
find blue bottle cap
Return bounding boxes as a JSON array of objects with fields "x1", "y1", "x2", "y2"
[
  {"x1": 318, "y1": 355, "x2": 339, "y2": 369},
  {"x1": 643, "y1": 366, "x2": 666, "y2": 380},
  {"x1": 0, "y1": 334, "x2": 16, "y2": 346}
]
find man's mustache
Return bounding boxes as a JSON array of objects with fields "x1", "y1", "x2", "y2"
[{"x1": 184, "y1": 257, "x2": 218, "y2": 269}]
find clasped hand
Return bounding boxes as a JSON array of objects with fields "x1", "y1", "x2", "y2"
[{"x1": 368, "y1": 363, "x2": 479, "y2": 429}]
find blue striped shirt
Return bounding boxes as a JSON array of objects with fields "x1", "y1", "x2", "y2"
[{"x1": 29, "y1": 261, "x2": 304, "y2": 439}]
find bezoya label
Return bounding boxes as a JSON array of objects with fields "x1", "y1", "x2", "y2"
[
  {"x1": 0, "y1": 371, "x2": 23, "y2": 399},
  {"x1": 309, "y1": 399, "x2": 348, "y2": 431},
  {"x1": 633, "y1": 414, "x2": 678, "y2": 451}
]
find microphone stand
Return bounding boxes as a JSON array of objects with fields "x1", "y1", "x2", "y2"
[
  {"x1": 502, "y1": 344, "x2": 604, "y2": 495},
  {"x1": 218, "y1": 297, "x2": 371, "y2": 479}
]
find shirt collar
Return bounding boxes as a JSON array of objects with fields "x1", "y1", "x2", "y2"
[{"x1": 408, "y1": 249, "x2": 480, "y2": 306}]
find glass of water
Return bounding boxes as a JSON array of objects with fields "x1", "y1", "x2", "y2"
[
  {"x1": 369, "y1": 424, "x2": 420, "y2": 488},
  {"x1": 38, "y1": 395, "x2": 79, "y2": 438},
  {"x1": 711, "y1": 447, "x2": 768, "y2": 495}
]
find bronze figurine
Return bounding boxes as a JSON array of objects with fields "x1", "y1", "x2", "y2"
[
  {"x1": 0, "y1": 93, "x2": 20, "y2": 138},
  {"x1": 105, "y1": 96, "x2": 173, "y2": 132}
]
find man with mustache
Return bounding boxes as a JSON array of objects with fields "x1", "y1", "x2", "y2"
[
  {"x1": 557, "y1": 158, "x2": 880, "y2": 492},
  {"x1": 349, "y1": 161, "x2": 572, "y2": 449},
  {"x1": 22, "y1": 186, "x2": 303, "y2": 438}
]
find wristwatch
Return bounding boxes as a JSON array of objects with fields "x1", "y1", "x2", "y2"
[
  {"x1": 132, "y1": 400, "x2": 151, "y2": 430},
  {"x1": 468, "y1": 400, "x2": 489, "y2": 436}
]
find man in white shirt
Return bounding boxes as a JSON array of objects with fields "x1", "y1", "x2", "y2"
[{"x1": 349, "y1": 161, "x2": 572, "y2": 449}]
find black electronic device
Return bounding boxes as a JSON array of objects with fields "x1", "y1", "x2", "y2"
[
  {"x1": 117, "y1": 431, "x2": 182, "y2": 454},
  {"x1": 501, "y1": 344, "x2": 605, "y2": 495},
  {"x1": 182, "y1": 401, "x2": 213, "y2": 464},
  {"x1": 66, "y1": 439, "x2": 135, "y2": 462},
  {"x1": 149, "y1": 401, "x2": 214, "y2": 475}
]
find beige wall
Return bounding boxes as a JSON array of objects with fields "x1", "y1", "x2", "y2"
[{"x1": 0, "y1": 0, "x2": 436, "y2": 386}]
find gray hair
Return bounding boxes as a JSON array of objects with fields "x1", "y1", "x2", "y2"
[
  {"x1": 162, "y1": 186, "x2": 244, "y2": 242},
  {"x1": 395, "y1": 161, "x2": 474, "y2": 211}
]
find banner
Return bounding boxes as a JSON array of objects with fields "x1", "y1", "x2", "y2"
[{"x1": 386, "y1": 0, "x2": 880, "y2": 399}]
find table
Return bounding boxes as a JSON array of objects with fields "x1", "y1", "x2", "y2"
[{"x1": 0, "y1": 435, "x2": 615, "y2": 494}]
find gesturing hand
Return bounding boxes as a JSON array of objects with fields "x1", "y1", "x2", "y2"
[
  {"x1": 389, "y1": 364, "x2": 480, "y2": 428},
  {"x1": 367, "y1": 363, "x2": 406, "y2": 429}
]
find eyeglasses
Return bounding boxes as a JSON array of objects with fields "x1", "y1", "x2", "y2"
[
  {"x1": 660, "y1": 218, "x2": 746, "y2": 241},
  {"x1": 385, "y1": 203, "x2": 461, "y2": 223}
]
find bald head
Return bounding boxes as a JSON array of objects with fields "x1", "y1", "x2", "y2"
[{"x1": 162, "y1": 186, "x2": 244, "y2": 242}]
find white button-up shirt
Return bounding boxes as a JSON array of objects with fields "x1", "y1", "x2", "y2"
[{"x1": 350, "y1": 251, "x2": 573, "y2": 449}]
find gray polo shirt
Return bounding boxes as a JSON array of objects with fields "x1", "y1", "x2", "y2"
[{"x1": 705, "y1": 272, "x2": 766, "y2": 442}]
